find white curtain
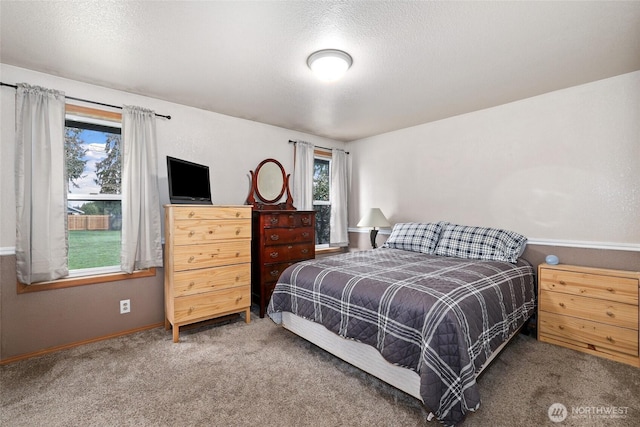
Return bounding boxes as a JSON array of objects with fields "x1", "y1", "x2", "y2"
[
  {"x1": 120, "y1": 106, "x2": 163, "y2": 273},
  {"x1": 292, "y1": 140, "x2": 314, "y2": 211},
  {"x1": 330, "y1": 148, "x2": 349, "y2": 247},
  {"x1": 15, "y1": 84, "x2": 68, "y2": 284}
]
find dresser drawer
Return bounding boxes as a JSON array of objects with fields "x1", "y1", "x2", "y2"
[
  {"x1": 539, "y1": 269, "x2": 639, "y2": 305},
  {"x1": 173, "y1": 285, "x2": 250, "y2": 324},
  {"x1": 262, "y1": 243, "x2": 314, "y2": 263},
  {"x1": 539, "y1": 311, "x2": 639, "y2": 357},
  {"x1": 171, "y1": 206, "x2": 251, "y2": 221},
  {"x1": 261, "y1": 212, "x2": 314, "y2": 228},
  {"x1": 173, "y1": 241, "x2": 251, "y2": 271},
  {"x1": 262, "y1": 226, "x2": 313, "y2": 245},
  {"x1": 173, "y1": 219, "x2": 251, "y2": 245},
  {"x1": 261, "y1": 262, "x2": 296, "y2": 283},
  {"x1": 173, "y1": 263, "x2": 251, "y2": 297},
  {"x1": 539, "y1": 290, "x2": 638, "y2": 330}
]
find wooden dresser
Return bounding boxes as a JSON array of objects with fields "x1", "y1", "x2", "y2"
[
  {"x1": 538, "y1": 263, "x2": 640, "y2": 367},
  {"x1": 164, "y1": 205, "x2": 252, "y2": 342},
  {"x1": 251, "y1": 210, "x2": 315, "y2": 317}
]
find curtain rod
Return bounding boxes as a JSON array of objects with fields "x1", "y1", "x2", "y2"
[
  {"x1": 289, "y1": 139, "x2": 349, "y2": 154},
  {"x1": 1, "y1": 82, "x2": 171, "y2": 120}
]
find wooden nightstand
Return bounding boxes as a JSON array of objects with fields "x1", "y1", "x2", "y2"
[{"x1": 538, "y1": 263, "x2": 640, "y2": 367}]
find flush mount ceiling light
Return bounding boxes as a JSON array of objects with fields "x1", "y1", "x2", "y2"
[{"x1": 307, "y1": 49, "x2": 353, "y2": 82}]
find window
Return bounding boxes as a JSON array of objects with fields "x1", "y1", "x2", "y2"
[
  {"x1": 16, "y1": 103, "x2": 157, "y2": 292},
  {"x1": 313, "y1": 152, "x2": 331, "y2": 247},
  {"x1": 65, "y1": 109, "x2": 122, "y2": 276}
]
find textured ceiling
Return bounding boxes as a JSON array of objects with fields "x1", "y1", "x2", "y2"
[{"x1": 2, "y1": 1, "x2": 639, "y2": 142}]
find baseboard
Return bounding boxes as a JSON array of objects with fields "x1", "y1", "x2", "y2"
[{"x1": 0, "y1": 322, "x2": 164, "y2": 365}]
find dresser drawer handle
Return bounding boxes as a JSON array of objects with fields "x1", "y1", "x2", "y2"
[
  {"x1": 301, "y1": 248, "x2": 309, "y2": 254},
  {"x1": 188, "y1": 231, "x2": 195, "y2": 237},
  {"x1": 559, "y1": 280, "x2": 566, "y2": 285},
  {"x1": 558, "y1": 302, "x2": 565, "y2": 308},
  {"x1": 302, "y1": 232, "x2": 309, "y2": 238},
  {"x1": 558, "y1": 325, "x2": 565, "y2": 330},
  {"x1": 301, "y1": 217, "x2": 310, "y2": 224},
  {"x1": 188, "y1": 281, "x2": 195, "y2": 289},
  {"x1": 236, "y1": 228, "x2": 241, "y2": 235},
  {"x1": 270, "y1": 217, "x2": 279, "y2": 224},
  {"x1": 270, "y1": 270, "x2": 280, "y2": 277},
  {"x1": 235, "y1": 211, "x2": 241, "y2": 217},
  {"x1": 606, "y1": 336, "x2": 614, "y2": 342},
  {"x1": 236, "y1": 295, "x2": 243, "y2": 303},
  {"x1": 606, "y1": 311, "x2": 614, "y2": 317},
  {"x1": 606, "y1": 287, "x2": 614, "y2": 292},
  {"x1": 188, "y1": 211, "x2": 195, "y2": 218},
  {"x1": 235, "y1": 275, "x2": 241, "y2": 282},
  {"x1": 270, "y1": 252, "x2": 279, "y2": 258},
  {"x1": 188, "y1": 306, "x2": 195, "y2": 314},
  {"x1": 188, "y1": 256, "x2": 195, "y2": 263},
  {"x1": 270, "y1": 234, "x2": 280, "y2": 241}
]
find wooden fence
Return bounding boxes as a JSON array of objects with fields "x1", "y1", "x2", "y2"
[{"x1": 68, "y1": 215, "x2": 110, "y2": 231}]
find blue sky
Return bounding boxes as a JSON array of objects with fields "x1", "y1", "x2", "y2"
[{"x1": 69, "y1": 129, "x2": 108, "y2": 196}]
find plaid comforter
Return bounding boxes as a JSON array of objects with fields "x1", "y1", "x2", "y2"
[{"x1": 267, "y1": 249, "x2": 536, "y2": 426}]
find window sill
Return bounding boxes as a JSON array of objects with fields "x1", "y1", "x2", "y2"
[
  {"x1": 17, "y1": 268, "x2": 157, "y2": 294},
  {"x1": 315, "y1": 246, "x2": 347, "y2": 256}
]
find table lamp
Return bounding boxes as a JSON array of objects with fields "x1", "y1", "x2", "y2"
[{"x1": 357, "y1": 208, "x2": 391, "y2": 248}]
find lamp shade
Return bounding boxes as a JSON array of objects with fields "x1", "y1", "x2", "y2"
[{"x1": 357, "y1": 208, "x2": 390, "y2": 228}]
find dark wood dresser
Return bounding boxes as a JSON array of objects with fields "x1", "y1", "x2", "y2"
[{"x1": 251, "y1": 210, "x2": 315, "y2": 317}]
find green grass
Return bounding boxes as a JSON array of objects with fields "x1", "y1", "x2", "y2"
[{"x1": 68, "y1": 230, "x2": 121, "y2": 270}]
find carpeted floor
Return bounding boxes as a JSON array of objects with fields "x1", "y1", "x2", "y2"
[{"x1": 1, "y1": 310, "x2": 639, "y2": 427}]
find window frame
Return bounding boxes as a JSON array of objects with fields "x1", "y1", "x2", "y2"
[
  {"x1": 16, "y1": 104, "x2": 156, "y2": 292},
  {"x1": 313, "y1": 149, "x2": 332, "y2": 250}
]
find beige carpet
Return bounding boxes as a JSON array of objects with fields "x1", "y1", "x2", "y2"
[{"x1": 1, "y1": 310, "x2": 639, "y2": 427}]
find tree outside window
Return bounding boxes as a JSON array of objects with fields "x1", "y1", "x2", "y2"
[
  {"x1": 65, "y1": 119, "x2": 122, "y2": 272},
  {"x1": 313, "y1": 156, "x2": 331, "y2": 246}
]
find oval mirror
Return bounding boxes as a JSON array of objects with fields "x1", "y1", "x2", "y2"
[{"x1": 255, "y1": 159, "x2": 286, "y2": 203}]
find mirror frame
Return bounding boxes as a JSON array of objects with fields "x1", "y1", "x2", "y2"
[
  {"x1": 246, "y1": 158, "x2": 295, "y2": 210},
  {"x1": 255, "y1": 159, "x2": 286, "y2": 203}
]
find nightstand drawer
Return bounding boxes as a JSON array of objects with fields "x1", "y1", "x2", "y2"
[
  {"x1": 539, "y1": 290, "x2": 638, "y2": 330},
  {"x1": 539, "y1": 311, "x2": 638, "y2": 357},
  {"x1": 173, "y1": 286, "x2": 250, "y2": 324},
  {"x1": 173, "y1": 219, "x2": 251, "y2": 245},
  {"x1": 173, "y1": 264, "x2": 251, "y2": 297},
  {"x1": 539, "y1": 269, "x2": 638, "y2": 305}
]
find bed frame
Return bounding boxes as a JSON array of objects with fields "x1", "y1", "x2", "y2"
[{"x1": 280, "y1": 311, "x2": 525, "y2": 419}]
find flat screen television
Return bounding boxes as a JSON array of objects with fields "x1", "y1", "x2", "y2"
[{"x1": 167, "y1": 156, "x2": 212, "y2": 204}]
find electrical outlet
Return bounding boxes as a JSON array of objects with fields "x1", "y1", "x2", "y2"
[{"x1": 120, "y1": 299, "x2": 131, "y2": 314}]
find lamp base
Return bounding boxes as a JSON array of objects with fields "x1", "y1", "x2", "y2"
[{"x1": 370, "y1": 229, "x2": 379, "y2": 249}]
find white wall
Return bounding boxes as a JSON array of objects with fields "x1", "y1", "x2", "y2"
[
  {"x1": 348, "y1": 71, "x2": 640, "y2": 247},
  {"x1": 0, "y1": 64, "x2": 345, "y2": 249}
]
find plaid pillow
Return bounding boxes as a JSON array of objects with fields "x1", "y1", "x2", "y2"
[
  {"x1": 382, "y1": 222, "x2": 443, "y2": 254},
  {"x1": 434, "y1": 223, "x2": 527, "y2": 263}
]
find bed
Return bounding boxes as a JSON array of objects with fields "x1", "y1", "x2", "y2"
[{"x1": 267, "y1": 222, "x2": 536, "y2": 426}]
